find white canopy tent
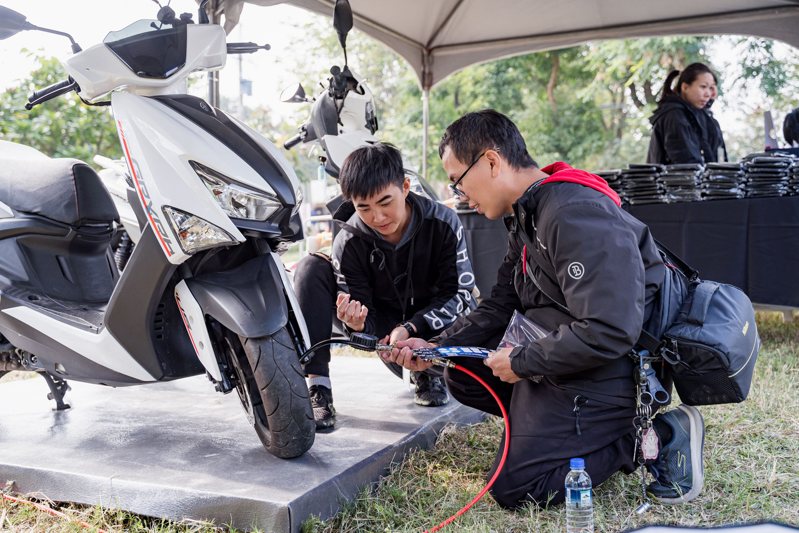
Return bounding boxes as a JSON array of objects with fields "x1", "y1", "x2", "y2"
[{"x1": 203, "y1": 0, "x2": 799, "y2": 174}]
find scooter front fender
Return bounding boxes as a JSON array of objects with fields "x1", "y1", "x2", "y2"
[{"x1": 185, "y1": 254, "x2": 288, "y2": 339}]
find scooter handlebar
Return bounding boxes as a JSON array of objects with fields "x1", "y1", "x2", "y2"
[
  {"x1": 26, "y1": 78, "x2": 79, "y2": 110},
  {"x1": 226, "y1": 42, "x2": 271, "y2": 54},
  {"x1": 284, "y1": 133, "x2": 304, "y2": 150}
]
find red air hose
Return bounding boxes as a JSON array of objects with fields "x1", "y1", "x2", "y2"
[{"x1": 424, "y1": 362, "x2": 511, "y2": 533}]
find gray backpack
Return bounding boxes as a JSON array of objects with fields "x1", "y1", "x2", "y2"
[{"x1": 639, "y1": 243, "x2": 761, "y2": 406}]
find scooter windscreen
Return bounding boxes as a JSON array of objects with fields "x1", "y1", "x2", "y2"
[
  {"x1": 104, "y1": 20, "x2": 187, "y2": 79},
  {"x1": 310, "y1": 93, "x2": 339, "y2": 140}
]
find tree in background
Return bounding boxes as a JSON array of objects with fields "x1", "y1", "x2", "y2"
[
  {"x1": 0, "y1": 54, "x2": 121, "y2": 164},
  {"x1": 3, "y1": 30, "x2": 797, "y2": 184},
  {"x1": 271, "y1": 21, "x2": 795, "y2": 184},
  {"x1": 719, "y1": 37, "x2": 799, "y2": 157}
]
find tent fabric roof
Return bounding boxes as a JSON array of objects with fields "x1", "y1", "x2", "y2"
[{"x1": 208, "y1": 0, "x2": 799, "y2": 88}]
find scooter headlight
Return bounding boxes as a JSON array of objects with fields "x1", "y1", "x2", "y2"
[
  {"x1": 163, "y1": 206, "x2": 237, "y2": 254},
  {"x1": 191, "y1": 161, "x2": 282, "y2": 221}
]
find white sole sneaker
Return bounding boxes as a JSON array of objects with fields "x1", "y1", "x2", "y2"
[{"x1": 659, "y1": 404, "x2": 705, "y2": 504}]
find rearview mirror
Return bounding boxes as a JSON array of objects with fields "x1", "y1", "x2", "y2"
[
  {"x1": 333, "y1": 0, "x2": 353, "y2": 52},
  {"x1": 280, "y1": 83, "x2": 309, "y2": 103},
  {"x1": 0, "y1": 6, "x2": 34, "y2": 40}
]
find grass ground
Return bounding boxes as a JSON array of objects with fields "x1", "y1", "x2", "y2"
[{"x1": 1, "y1": 313, "x2": 797, "y2": 532}]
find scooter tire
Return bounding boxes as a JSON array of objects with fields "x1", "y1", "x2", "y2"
[{"x1": 238, "y1": 327, "x2": 315, "y2": 458}]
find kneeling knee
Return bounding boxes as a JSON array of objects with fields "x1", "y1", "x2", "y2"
[
  {"x1": 294, "y1": 253, "x2": 331, "y2": 278},
  {"x1": 489, "y1": 475, "x2": 563, "y2": 510},
  {"x1": 489, "y1": 487, "x2": 527, "y2": 510}
]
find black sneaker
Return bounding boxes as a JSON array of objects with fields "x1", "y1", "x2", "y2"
[
  {"x1": 647, "y1": 404, "x2": 705, "y2": 504},
  {"x1": 308, "y1": 384, "x2": 336, "y2": 430},
  {"x1": 413, "y1": 373, "x2": 449, "y2": 407}
]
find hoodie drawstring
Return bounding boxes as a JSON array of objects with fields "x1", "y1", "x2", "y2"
[
  {"x1": 369, "y1": 235, "x2": 416, "y2": 322},
  {"x1": 389, "y1": 235, "x2": 415, "y2": 321}
]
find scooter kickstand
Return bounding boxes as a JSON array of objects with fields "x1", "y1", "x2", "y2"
[{"x1": 40, "y1": 372, "x2": 71, "y2": 411}]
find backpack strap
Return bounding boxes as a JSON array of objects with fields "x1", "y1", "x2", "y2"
[
  {"x1": 514, "y1": 223, "x2": 571, "y2": 315},
  {"x1": 687, "y1": 281, "x2": 719, "y2": 325},
  {"x1": 636, "y1": 329, "x2": 662, "y2": 355},
  {"x1": 653, "y1": 238, "x2": 699, "y2": 281},
  {"x1": 635, "y1": 239, "x2": 699, "y2": 359}
]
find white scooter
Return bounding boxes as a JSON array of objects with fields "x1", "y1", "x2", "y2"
[
  {"x1": 280, "y1": 0, "x2": 377, "y2": 180},
  {"x1": 93, "y1": 154, "x2": 140, "y2": 270},
  {"x1": 281, "y1": 47, "x2": 438, "y2": 203},
  {"x1": 97, "y1": 1, "x2": 436, "y2": 268},
  {"x1": 0, "y1": 2, "x2": 317, "y2": 458}
]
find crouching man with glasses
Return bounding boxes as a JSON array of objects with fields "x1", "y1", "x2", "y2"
[{"x1": 383, "y1": 110, "x2": 706, "y2": 509}]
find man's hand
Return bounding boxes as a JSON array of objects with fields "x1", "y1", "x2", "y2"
[
  {"x1": 380, "y1": 337, "x2": 434, "y2": 372},
  {"x1": 388, "y1": 325, "x2": 410, "y2": 344},
  {"x1": 336, "y1": 293, "x2": 368, "y2": 332},
  {"x1": 485, "y1": 346, "x2": 522, "y2": 383}
]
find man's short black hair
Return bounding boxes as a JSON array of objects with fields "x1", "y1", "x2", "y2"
[
  {"x1": 438, "y1": 109, "x2": 537, "y2": 169},
  {"x1": 339, "y1": 142, "x2": 405, "y2": 200}
]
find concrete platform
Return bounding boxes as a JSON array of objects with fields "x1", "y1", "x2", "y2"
[{"x1": 0, "y1": 356, "x2": 483, "y2": 532}]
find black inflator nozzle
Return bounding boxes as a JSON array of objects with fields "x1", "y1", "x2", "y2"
[{"x1": 349, "y1": 332, "x2": 378, "y2": 351}]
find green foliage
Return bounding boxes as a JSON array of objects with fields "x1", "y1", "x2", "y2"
[
  {"x1": 272, "y1": 27, "x2": 730, "y2": 181},
  {"x1": 0, "y1": 53, "x2": 121, "y2": 164},
  {"x1": 733, "y1": 38, "x2": 795, "y2": 99},
  {"x1": 3, "y1": 30, "x2": 797, "y2": 186}
]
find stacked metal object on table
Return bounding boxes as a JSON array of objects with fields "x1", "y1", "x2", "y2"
[
  {"x1": 741, "y1": 152, "x2": 796, "y2": 198},
  {"x1": 593, "y1": 169, "x2": 623, "y2": 200},
  {"x1": 595, "y1": 163, "x2": 691, "y2": 205},
  {"x1": 592, "y1": 153, "x2": 799, "y2": 205},
  {"x1": 618, "y1": 164, "x2": 666, "y2": 205},
  {"x1": 661, "y1": 163, "x2": 703, "y2": 202},
  {"x1": 792, "y1": 161, "x2": 799, "y2": 195},
  {"x1": 700, "y1": 162, "x2": 745, "y2": 201}
]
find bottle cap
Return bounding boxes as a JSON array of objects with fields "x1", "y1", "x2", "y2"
[{"x1": 570, "y1": 458, "x2": 585, "y2": 470}]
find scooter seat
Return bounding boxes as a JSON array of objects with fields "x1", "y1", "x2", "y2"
[{"x1": 0, "y1": 140, "x2": 118, "y2": 226}]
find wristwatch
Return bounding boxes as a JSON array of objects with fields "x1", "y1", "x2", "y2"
[{"x1": 400, "y1": 321, "x2": 416, "y2": 336}]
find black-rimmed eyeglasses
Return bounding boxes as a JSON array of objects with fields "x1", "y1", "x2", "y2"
[{"x1": 449, "y1": 151, "x2": 487, "y2": 198}]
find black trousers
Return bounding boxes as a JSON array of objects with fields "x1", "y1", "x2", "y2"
[
  {"x1": 444, "y1": 354, "x2": 640, "y2": 509},
  {"x1": 294, "y1": 254, "x2": 410, "y2": 378}
]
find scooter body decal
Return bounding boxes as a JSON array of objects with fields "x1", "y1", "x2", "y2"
[{"x1": 117, "y1": 119, "x2": 175, "y2": 258}]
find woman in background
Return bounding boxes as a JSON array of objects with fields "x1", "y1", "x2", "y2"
[
  {"x1": 783, "y1": 107, "x2": 799, "y2": 147},
  {"x1": 647, "y1": 63, "x2": 727, "y2": 165}
]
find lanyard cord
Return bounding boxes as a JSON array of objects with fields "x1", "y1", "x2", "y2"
[{"x1": 383, "y1": 236, "x2": 416, "y2": 322}]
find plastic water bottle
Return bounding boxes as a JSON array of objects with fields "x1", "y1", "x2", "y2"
[{"x1": 565, "y1": 457, "x2": 594, "y2": 533}]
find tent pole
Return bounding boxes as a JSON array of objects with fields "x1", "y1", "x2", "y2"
[
  {"x1": 208, "y1": 0, "x2": 221, "y2": 107},
  {"x1": 422, "y1": 88, "x2": 430, "y2": 180}
]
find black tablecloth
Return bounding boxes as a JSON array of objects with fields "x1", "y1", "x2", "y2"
[{"x1": 627, "y1": 196, "x2": 799, "y2": 307}]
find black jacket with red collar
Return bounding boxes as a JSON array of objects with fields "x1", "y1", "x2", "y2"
[{"x1": 436, "y1": 162, "x2": 666, "y2": 404}]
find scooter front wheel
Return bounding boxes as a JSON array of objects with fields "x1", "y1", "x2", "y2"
[{"x1": 227, "y1": 327, "x2": 315, "y2": 458}]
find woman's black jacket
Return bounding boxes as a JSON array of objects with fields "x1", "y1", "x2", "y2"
[{"x1": 647, "y1": 94, "x2": 726, "y2": 165}]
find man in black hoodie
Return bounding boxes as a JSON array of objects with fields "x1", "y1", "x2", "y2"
[
  {"x1": 384, "y1": 110, "x2": 706, "y2": 509},
  {"x1": 294, "y1": 142, "x2": 476, "y2": 430}
]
